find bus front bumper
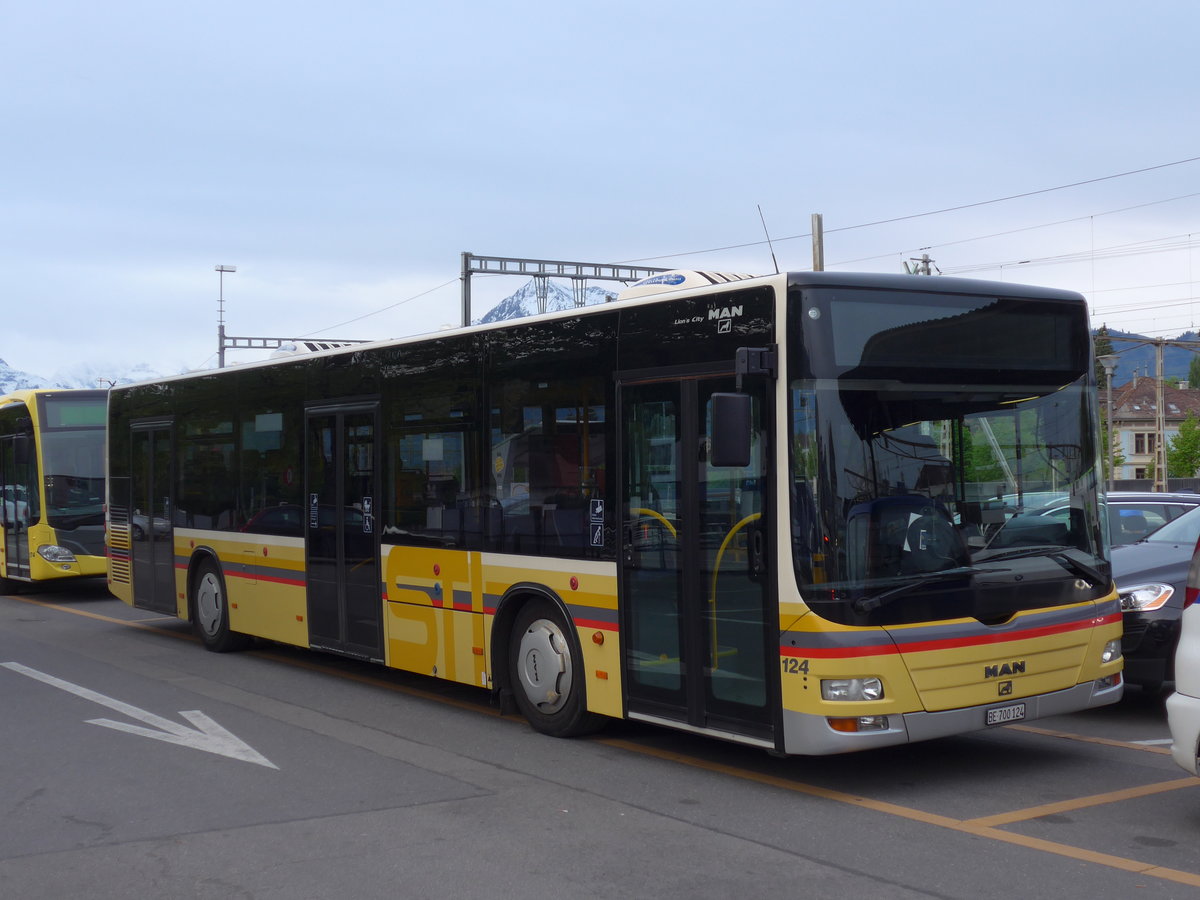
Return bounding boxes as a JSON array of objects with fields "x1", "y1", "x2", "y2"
[{"x1": 780, "y1": 676, "x2": 1124, "y2": 756}]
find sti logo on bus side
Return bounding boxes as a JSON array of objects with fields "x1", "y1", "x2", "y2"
[{"x1": 984, "y1": 660, "x2": 1026, "y2": 678}]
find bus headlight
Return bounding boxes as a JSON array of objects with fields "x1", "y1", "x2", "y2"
[
  {"x1": 37, "y1": 545, "x2": 77, "y2": 564},
  {"x1": 821, "y1": 677, "x2": 883, "y2": 701},
  {"x1": 1118, "y1": 583, "x2": 1173, "y2": 612},
  {"x1": 1101, "y1": 639, "x2": 1122, "y2": 664}
]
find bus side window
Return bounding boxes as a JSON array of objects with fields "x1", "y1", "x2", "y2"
[
  {"x1": 485, "y1": 317, "x2": 614, "y2": 559},
  {"x1": 489, "y1": 383, "x2": 606, "y2": 558},
  {"x1": 389, "y1": 429, "x2": 475, "y2": 547},
  {"x1": 238, "y1": 392, "x2": 303, "y2": 535},
  {"x1": 380, "y1": 335, "x2": 482, "y2": 550}
]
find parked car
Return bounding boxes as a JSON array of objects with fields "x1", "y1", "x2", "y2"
[
  {"x1": 1111, "y1": 504, "x2": 1200, "y2": 691},
  {"x1": 240, "y1": 504, "x2": 365, "y2": 538},
  {"x1": 989, "y1": 491, "x2": 1200, "y2": 550},
  {"x1": 2, "y1": 484, "x2": 29, "y2": 528},
  {"x1": 130, "y1": 511, "x2": 171, "y2": 541},
  {"x1": 1165, "y1": 545, "x2": 1200, "y2": 775},
  {"x1": 1103, "y1": 491, "x2": 1200, "y2": 545}
]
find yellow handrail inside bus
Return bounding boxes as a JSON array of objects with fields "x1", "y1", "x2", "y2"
[
  {"x1": 632, "y1": 508, "x2": 677, "y2": 539},
  {"x1": 710, "y1": 513, "x2": 762, "y2": 670}
]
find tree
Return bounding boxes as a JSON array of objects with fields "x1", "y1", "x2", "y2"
[
  {"x1": 1188, "y1": 354, "x2": 1200, "y2": 390},
  {"x1": 1168, "y1": 413, "x2": 1200, "y2": 478}
]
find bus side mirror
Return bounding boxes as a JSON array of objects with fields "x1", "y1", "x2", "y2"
[
  {"x1": 710, "y1": 393, "x2": 751, "y2": 467},
  {"x1": 13, "y1": 434, "x2": 30, "y2": 466}
]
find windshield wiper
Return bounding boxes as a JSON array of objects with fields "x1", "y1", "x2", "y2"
[
  {"x1": 974, "y1": 546, "x2": 1107, "y2": 588},
  {"x1": 853, "y1": 566, "x2": 1007, "y2": 614}
]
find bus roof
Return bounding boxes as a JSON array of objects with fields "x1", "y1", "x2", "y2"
[{"x1": 110, "y1": 270, "x2": 1087, "y2": 391}]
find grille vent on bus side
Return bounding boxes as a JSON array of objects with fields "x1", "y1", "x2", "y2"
[{"x1": 107, "y1": 477, "x2": 132, "y2": 585}]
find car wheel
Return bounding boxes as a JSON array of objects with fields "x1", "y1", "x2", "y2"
[
  {"x1": 192, "y1": 559, "x2": 249, "y2": 652},
  {"x1": 508, "y1": 598, "x2": 604, "y2": 738}
]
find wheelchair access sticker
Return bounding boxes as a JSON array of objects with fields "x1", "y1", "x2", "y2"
[{"x1": 590, "y1": 499, "x2": 604, "y2": 547}]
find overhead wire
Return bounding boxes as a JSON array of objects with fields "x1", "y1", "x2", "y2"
[
  {"x1": 832, "y1": 191, "x2": 1200, "y2": 268},
  {"x1": 290, "y1": 155, "x2": 1200, "y2": 343},
  {"x1": 620, "y1": 155, "x2": 1200, "y2": 265},
  {"x1": 299, "y1": 278, "x2": 458, "y2": 337}
]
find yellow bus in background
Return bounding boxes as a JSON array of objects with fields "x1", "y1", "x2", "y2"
[
  {"x1": 0, "y1": 389, "x2": 108, "y2": 591},
  {"x1": 105, "y1": 271, "x2": 1123, "y2": 755}
]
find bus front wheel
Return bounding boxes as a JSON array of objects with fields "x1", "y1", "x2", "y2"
[
  {"x1": 192, "y1": 560, "x2": 248, "y2": 653},
  {"x1": 508, "y1": 599, "x2": 603, "y2": 738}
]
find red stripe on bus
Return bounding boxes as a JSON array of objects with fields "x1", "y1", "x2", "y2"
[
  {"x1": 221, "y1": 569, "x2": 306, "y2": 588},
  {"x1": 573, "y1": 618, "x2": 619, "y2": 631},
  {"x1": 780, "y1": 612, "x2": 1122, "y2": 659}
]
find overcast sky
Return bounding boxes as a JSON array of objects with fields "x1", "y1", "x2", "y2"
[{"x1": 4, "y1": 1, "x2": 1200, "y2": 379}]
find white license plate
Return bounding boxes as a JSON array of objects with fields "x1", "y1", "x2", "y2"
[{"x1": 986, "y1": 703, "x2": 1026, "y2": 726}]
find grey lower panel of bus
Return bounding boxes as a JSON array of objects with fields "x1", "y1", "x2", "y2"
[{"x1": 781, "y1": 678, "x2": 1125, "y2": 756}]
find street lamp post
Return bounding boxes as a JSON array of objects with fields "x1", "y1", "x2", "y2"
[
  {"x1": 1099, "y1": 354, "x2": 1120, "y2": 491},
  {"x1": 215, "y1": 265, "x2": 237, "y2": 368}
]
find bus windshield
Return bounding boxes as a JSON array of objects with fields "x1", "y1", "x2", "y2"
[
  {"x1": 788, "y1": 283, "x2": 1106, "y2": 627},
  {"x1": 39, "y1": 395, "x2": 106, "y2": 528}
]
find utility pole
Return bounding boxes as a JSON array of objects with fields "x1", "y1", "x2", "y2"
[
  {"x1": 215, "y1": 265, "x2": 237, "y2": 368},
  {"x1": 1155, "y1": 339, "x2": 1167, "y2": 491},
  {"x1": 811, "y1": 213, "x2": 824, "y2": 272},
  {"x1": 1098, "y1": 354, "x2": 1119, "y2": 489},
  {"x1": 904, "y1": 254, "x2": 936, "y2": 275}
]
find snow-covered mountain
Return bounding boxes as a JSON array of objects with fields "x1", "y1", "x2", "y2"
[
  {"x1": 479, "y1": 278, "x2": 618, "y2": 323},
  {"x1": 0, "y1": 358, "x2": 163, "y2": 393}
]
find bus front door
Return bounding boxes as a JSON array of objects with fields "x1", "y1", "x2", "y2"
[
  {"x1": 130, "y1": 422, "x2": 176, "y2": 613},
  {"x1": 305, "y1": 406, "x2": 382, "y2": 661},
  {"x1": 620, "y1": 374, "x2": 773, "y2": 744},
  {"x1": 0, "y1": 429, "x2": 36, "y2": 583}
]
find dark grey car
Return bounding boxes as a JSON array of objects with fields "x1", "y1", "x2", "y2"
[{"x1": 1112, "y1": 504, "x2": 1200, "y2": 690}]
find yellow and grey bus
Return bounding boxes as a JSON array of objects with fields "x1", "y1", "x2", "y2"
[
  {"x1": 105, "y1": 271, "x2": 1123, "y2": 754},
  {"x1": 0, "y1": 388, "x2": 108, "y2": 591}
]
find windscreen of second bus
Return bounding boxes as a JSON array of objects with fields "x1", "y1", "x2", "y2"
[
  {"x1": 788, "y1": 285, "x2": 1107, "y2": 626},
  {"x1": 37, "y1": 394, "x2": 106, "y2": 528}
]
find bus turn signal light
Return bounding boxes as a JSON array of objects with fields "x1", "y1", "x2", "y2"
[{"x1": 827, "y1": 716, "x2": 888, "y2": 733}]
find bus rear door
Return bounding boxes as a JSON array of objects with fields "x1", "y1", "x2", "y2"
[
  {"x1": 305, "y1": 404, "x2": 383, "y2": 661},
  {"x1": 129, "y1": 421, "x2": 176, "y2": 613}
]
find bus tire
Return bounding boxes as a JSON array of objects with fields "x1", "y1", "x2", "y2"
[
  {"x1": 192, "y1": 559, "x2": 249, "y2": 653},
  {"x1": 508, "y1": 598, "x2": 603, "y2": 738}
]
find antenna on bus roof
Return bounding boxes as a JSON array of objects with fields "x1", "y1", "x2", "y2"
[{"x1": 757, "y1": 204, "x2": 780, "y2": 275}]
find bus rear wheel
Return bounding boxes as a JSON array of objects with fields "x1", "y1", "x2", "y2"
[
  {"x1": 192, "y1": 560, "x2": 248, "y2": 653},
  {"x1": 508, "y1": 599, "x2": 603, "y2": 738}
]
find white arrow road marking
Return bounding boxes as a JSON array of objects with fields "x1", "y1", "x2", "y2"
[{"x1": 2, "y1": 661, "x2": 278, "y2": 769}]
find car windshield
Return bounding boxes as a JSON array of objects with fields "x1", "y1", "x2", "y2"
[{"x1": 1140, "y1": 505, "x2": 1200, "y2": 545}]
